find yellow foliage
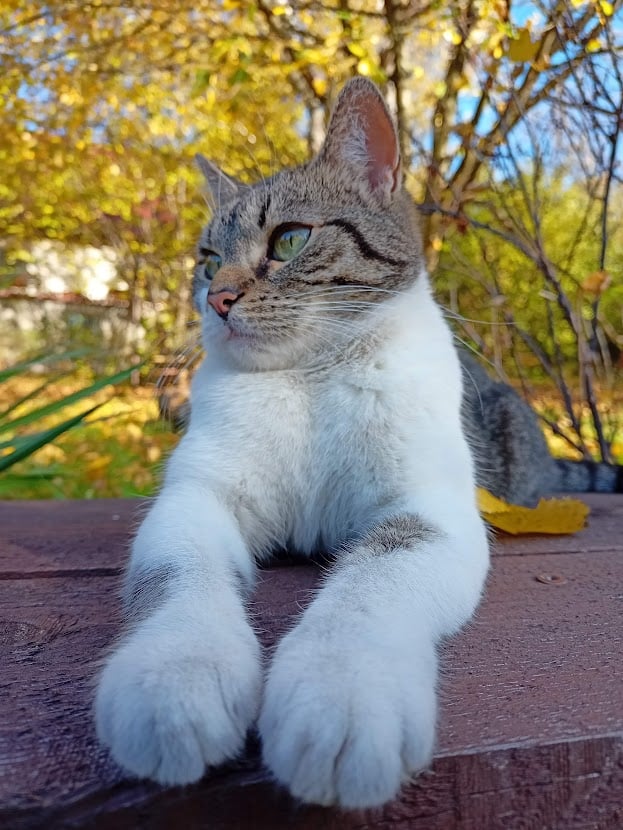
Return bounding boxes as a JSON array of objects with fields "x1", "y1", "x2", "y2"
[
  {"x1": 477, "y1": 488, "x2": 590, "y2": 535},
  {"x1": 581, "y1": 270, "x2": 611, "y2": 295},
  {"x1": 507, "y1": 28, "x2": 540, "y2": 63},
  {"x1": 0, "y1": 374, "x2": 178, "y2": 499}
]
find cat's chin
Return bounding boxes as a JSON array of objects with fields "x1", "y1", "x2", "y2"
[{"x1": 204, "y1": 325, "x2": 309, "y2": 372}]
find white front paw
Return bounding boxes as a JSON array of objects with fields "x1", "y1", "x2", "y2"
[
  {"x1": 259, "y1": 625, "x2": 437, "y2": 809},
  {"x1": 95, "y1": 620, "x2": 262, "y2": 785}
]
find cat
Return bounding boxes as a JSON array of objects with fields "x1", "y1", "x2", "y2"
[
  {"x1": 158, "y1": 350, "x2": 623, "y2": 508},
  {"x1": 459, "y1": 352, "x2": 623, "y2": 506},
  {"x1": 94, "y1": 77, "x2": 620, "y2": 811}
]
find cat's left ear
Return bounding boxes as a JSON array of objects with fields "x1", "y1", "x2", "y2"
[
  {"x1": 317, "y1": 77, "x2": 402, "y2": 205},
  {"x1": 195, "y1": 154, "x2": 241, "y2": 206}
]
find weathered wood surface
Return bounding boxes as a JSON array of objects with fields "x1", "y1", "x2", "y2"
[{"x1": 1, "y1": 495, "x2": 622, "y2": 829}]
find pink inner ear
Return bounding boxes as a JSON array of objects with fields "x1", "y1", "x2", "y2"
[{"x1": 355, "y1": 97, "x2": 400, "y2": 193}]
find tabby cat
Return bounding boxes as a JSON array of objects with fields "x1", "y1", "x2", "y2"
[{"x1": 95, "y1": 77, "x2": 621, "y2": 810}]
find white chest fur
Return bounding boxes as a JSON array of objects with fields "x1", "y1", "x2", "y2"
[{"x1": 166, "y1": 282, "x2": 471, "y2": 559}]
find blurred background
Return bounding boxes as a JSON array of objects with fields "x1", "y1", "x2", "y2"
[{"x1": 1, "y1": 0, "x2": 622, "y2": 499}]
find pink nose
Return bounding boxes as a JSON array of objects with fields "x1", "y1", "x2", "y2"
[{"x1": 207, "y1": 289, "x2": 243, "y2": 320}]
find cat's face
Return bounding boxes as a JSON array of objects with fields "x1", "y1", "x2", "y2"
[{"x1": 193, "y1": 79, "x2": 424, "y2": 371}]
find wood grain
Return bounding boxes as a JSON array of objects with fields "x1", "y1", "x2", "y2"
[{"x1": 1, "y1": 495, "x2": 622, "y2": 829}]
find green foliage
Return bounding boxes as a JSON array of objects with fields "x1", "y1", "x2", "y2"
[
  {"x1": 0, "y1": 380, "x2": 177, "y2": 500},
  {"x1": 435, "y1": 172, "x2": 623, "y2": 373},
  {"x1": 0, "y1": 352, "x2": 142, "y2": 474}
]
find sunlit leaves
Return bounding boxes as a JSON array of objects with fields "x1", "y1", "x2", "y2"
[
  {"x1": 1, "y1": 0, "x2": 620, "y2": 374},
  {"x1": 507, "y1": 28, "x2": 540, "y2": 63}
]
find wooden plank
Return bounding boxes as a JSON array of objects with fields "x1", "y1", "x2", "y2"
[
  {"x1": 492, "y1": 493, "x2": 623, "y2": 556},
  {"x1": 2, "y1": 495, "x2": 621, "y2": 577},
  {"x1": 1, "y1": 497, "x2": 622, "y2": 828},
  {"x1": 0, "y1": 499, "x2": 142, "y2": 576}
]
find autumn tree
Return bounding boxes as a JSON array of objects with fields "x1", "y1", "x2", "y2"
[{"x1": 1, "y1": 0, "x2": 621, "y2": 456}]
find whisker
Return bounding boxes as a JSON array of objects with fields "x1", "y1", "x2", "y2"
[
  {"x1": 440, "y1": 305, "x2": 519, "y2": 328},
  {"x1": 451, "y1": 335, "x2": 499, "y2": 378}
]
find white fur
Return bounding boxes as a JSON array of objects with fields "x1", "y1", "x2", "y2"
[{"x1": 95, "y1": 274, "x2": 489, "y2": 807}]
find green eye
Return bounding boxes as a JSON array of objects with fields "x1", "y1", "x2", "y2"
[
  {"x1": 271, "y1": 225, "x2": 311, "y2": 262},
  {"x1": 202, "y1": 252, "x2": 221, "y2": 279}
]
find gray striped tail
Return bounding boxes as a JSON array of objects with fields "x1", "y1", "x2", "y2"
[{"x1": 553, "y1": 459, "x2": 623, "y2": 494}]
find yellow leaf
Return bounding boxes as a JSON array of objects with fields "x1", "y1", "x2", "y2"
[
  {"x1": 146, "y1": 445, "x2": 162, "y2": 463},
  {"x1": 86, "y1": 454, "x2": 113, "y2": 478},
  {"x1": 600, "y1": 0, "x2": 614, "y2": 15},
  {"x1": 586, "y1": 38, "x2": 602, "y2": 53},
  {"x1": 311, "y1": 76, "x2": 327, "y2": 97},
  {"x1": 581, "y1": 270, "x2": 610, "y2": 295},
  {"x1": 443, "y1": 30, "x2": 463, "y2": 46},
  {"x1": 347, "y1": 43, "x2": 366, "y2": 58},
  {"x1": 507, "y1": 28, "x2": 540, "y2": 63},
  {"x1": 125, "y1": 423, "x2": 143, "y2": 440},
  {"x1": 477, "y1": 488, "x2": 590, "y2": 535}
]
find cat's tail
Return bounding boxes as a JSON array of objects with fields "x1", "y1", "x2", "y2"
[{"x1": 552, "y1": 459, "x2": 623, "y2": 494}]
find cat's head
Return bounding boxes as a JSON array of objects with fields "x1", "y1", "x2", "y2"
[{"x1": 194, "y1": 77, "x2": 424, "y2": 371}]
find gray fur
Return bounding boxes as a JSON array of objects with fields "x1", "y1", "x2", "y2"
[
  {"x1": 460, "y1": 352, "x2": 623, "y2": 506},
  {"x1": 360, "y1": 515, "x2": 438, "y2": 555},
  {"x1": 193, "y1": 80, "x2": 423, "y2": 370},
  {"x1": 123, "y1": 563, "x2": 178, "y2": 622}
]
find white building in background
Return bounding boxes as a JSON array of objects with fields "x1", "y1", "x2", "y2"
[
  {"x1": 0, "y1": 242, "x2": 141, "y2": 363},
  {"x1": 24, "y1": 241, "x2": 125, "y2": 300}
]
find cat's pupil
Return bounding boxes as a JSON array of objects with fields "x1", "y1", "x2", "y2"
[{"x1": 271, "y1": 225, "x2": 311, "y2": 262}]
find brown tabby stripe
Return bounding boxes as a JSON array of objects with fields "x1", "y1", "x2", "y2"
[
  {"x1": 221, "y1": 204, "x2": 241, "y2": 230},
  {"x1": 299, "y1": 249, "x2": 342, "y2": 275},
  {"x1": 123, "y1": 563, "x2": 178, "y2": 621},
  {"x1": 255, "y1": 259, "x2": 270, "y2": 280},
  {"x1": 258, "y1": 193, "x2": 271, "y2": 229},
  {"x1": 361, "y1": 514, "x2": 438, "y2": 555},
  {"x1": 326, "y1": 219, "x2": 407, "y2": 268},
  {"x1": 303, "y1": 276, "x2": 394, "y2": 289}
]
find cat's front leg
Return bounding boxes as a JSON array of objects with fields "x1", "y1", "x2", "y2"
[
  {"x1": 259, "y1": 510, "x2": 489, "y2": 809},
  {"x1": 95, "y1": 483, "x2": 261, "y2": 785}
]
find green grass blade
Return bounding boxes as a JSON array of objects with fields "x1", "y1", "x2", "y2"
[
  {"x1": 0, "y1": 363, "x2": 143, "y2": 436},
  {"x1": 0, "y1": 404, "x2": 102, "y2": 472},
  {"x1": 0, "y1": 433, "x2": 48, "y2": 451},
  {"x1": 0, "y1": 349, "x2": 92, "y2": 383},
  {"x1": 1, "y1": 467, "x2": 63, "y2": 480}
]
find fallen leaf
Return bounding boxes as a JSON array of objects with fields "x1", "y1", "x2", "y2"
[{"x1": 477, "y1": 488, "x2": 590, "y2": 535}]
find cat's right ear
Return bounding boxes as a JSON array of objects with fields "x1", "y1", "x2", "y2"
[
  {"x1": 316, "y1": 77, "x2": 401, "y2": 206},
  {"x1": 195, "y1": 154, "x2": 241, "y2": 206}
]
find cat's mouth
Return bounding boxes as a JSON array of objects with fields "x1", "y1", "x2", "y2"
[
  {"x1": 224, "y1": 326, "x2": 254, "y2": 342},
  {"x1": 221, "y1": 317, "x2": 260, "y2": 343}
]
